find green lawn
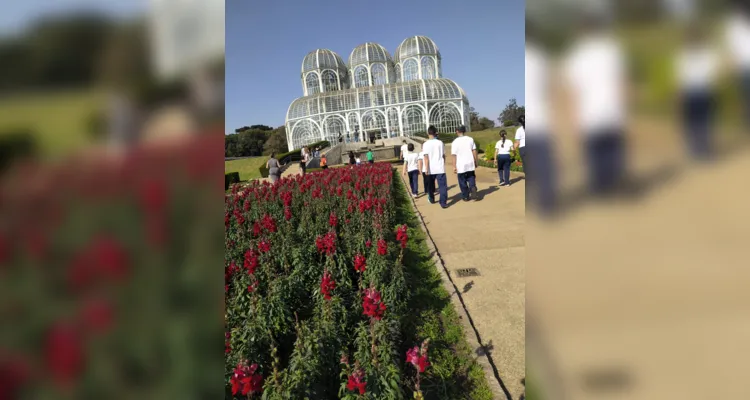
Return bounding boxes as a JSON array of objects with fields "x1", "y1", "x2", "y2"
[
  {"x1": 225, "y1": 157, "x2": 268, "y2": 181},
  {"x1": 468, "y1": 126, "x2": 518, "y2": 148},
  {"x1": 0, "y1": 89, "x2": 104, "y2": 158}
]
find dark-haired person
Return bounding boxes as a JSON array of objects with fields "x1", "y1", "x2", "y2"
[
  {"x1": 266, "y1": 152, "x2": 284, "y2": 183},
  {"x1": 320, "y1": 153, "x2": 328, "y2": 170},
  {"x1": 451, "y1": 126, "x2": 478, "y2": 201},
  {"x1": 422, "y1": 125, "x2": 448, "y2": 208},
  {"x1": 678, "y1": 24, "x2": 719, "y2": 160},
  {"x1": 402, "y1": 143, "x2": 420, "y2": 197},
  {"x1": 514, "y1": 115, "x2": 526, "y2": 173},
  {"x1": 348, "y1": 151, "x2": 356, "y2": 165},
  {"x1": 366, "y1": 149, "x2": 374, "y2": 164},
  {"x1": 300, "y1": 147, "x2": 311, "y2": 176},
  {"x1": 400, "y1": 140, "x2": 409, "y2": 161},
  {"x1": 495, "y1": 130, "x2": 513, "y2": 186}
]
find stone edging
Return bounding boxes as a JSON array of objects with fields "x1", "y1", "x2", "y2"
[{"x1": 397, "y1": 172, "x2": 514, "y2": 400}]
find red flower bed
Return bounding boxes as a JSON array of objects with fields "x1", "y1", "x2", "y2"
[{"x1": 225, "y1": 163, "x2": 418, "y2": 398}]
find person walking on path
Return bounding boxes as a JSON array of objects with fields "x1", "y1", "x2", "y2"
[
  {"x1": 402, "y1": 143, "x2": 420, "y2": 197},
  {"x1": 366, "y1": 149, "x2": 374, "y2": 164},
  {"x1": 422, "y1": 125, "x2": 448, "y2": 208},
  {"x1": 300, "y1": 147, "x2": 310, "y2": 176},
  {"x1": 266, "y1": 152, "x2": 284, "y2": 183},
  {"x1": 514, "y1": 115, "x2": 526, "y2": 174},
  {"x1": 400, "y1": 140, "x2": 409, "y2": 161},
  {"x1": 451, "y1": 125, "x2": 479, "y2": 201},
  {"x1": 321, "y1": 153, "x2": 328, "y2": 170},
  {"x1": 495, "y1": 130, "x2": 514, "y2": 186},
  {"x1": 417, "y1": 149, "x2": 429, "y2": 196}
]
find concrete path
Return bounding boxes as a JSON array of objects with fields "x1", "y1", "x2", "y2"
[{"x1": 400, "y1": 165, "x2": 526, "y2": 400}]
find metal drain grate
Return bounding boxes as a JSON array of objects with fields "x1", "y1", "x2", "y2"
[{"x1": 455, "y1": 268, "x2": 480, "y2": 277}]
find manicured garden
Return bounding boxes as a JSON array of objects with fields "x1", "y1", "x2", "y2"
[{"x1": 224, "y1": 163, "x2": 492, "y2": 399}]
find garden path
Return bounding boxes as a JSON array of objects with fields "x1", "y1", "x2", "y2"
[{"x1": 399, "y1": 164, "x2": 526, "y2": 400}]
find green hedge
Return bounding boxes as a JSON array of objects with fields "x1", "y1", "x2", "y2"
[
  {"x1": 0, "y1": 128, "x2": 38, "y2": 172},
  {"x1": 225, "y1": 172, "x2": 240, "y2": 190},
  {"x1": 484, "y1": 144, "x2": 496, "y2": 161}
]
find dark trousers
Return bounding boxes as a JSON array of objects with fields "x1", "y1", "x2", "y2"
[
  {"x1": 527, "y1": 137, "x2": 556, "y2": 214},
  {"x1": 426, "y1": 173, "x2": 448, "y2": 206},
  {"x1": 457, "y1": 170, "x2": 477, "y2": 200},
  {"x1": 300, "y1": 162, "x2": 307, "y2": 174},
  {"x1": 584, "y1": 130, "x2": 625, "y2": 196},
  {"x1": 518, "y1": 146, "x2": 526, "y2": 176},
  {"x1": 322, "y1": 165, "x2": 328, "y2": 170},
  {"x1": 408, "y1": 170, "x2": 419, "y2": 195},
  {"x1": 421, "y1": 172, "x2": 429, "y2": 194},
  {"x1": 496, "y1": 154, "x2": 511, "y2": 184},
  {"x1": 682, "y1": 90, "x2": 714, "y2": 160},
  {"x1": 368, "y1": 160, "x2": 374, "y2": 164}
]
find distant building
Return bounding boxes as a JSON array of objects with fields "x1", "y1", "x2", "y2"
[{"x1": 285, "y1": 36, "x2": 471, "y2": 151}]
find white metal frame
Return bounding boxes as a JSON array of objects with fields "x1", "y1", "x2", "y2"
[{"x1": 286, "y1": 36, "x2": 468, "y2": 150}]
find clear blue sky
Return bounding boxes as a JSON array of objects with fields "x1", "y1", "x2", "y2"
[{"x1": 226, "y1": 0, "x2": 525, "y2": 132}]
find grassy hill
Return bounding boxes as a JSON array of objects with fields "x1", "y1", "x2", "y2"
[
  {"x1": 225, "y1": 157, "x2": 267, "y2": 181},
  {"x1": 468, "y1": 126, "x2": 518, "y2": 146},
  {"x1": 0, "y1": 89, "x2": 104, "y2": 158}
]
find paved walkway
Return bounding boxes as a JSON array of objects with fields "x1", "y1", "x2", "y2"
[{"x1": 400, "y1": 164, "x2": 526, "y2": 400}]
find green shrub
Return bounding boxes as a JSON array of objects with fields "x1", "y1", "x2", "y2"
[
  {"x1": 503, "y1": 120, "x2": 515, "y2": 127},
  {"x1": 484, "y1": 143, "x2": 496, "y2": 161},
  {"x1": 0, "y1": 128, "x2": 38, "y2": 172},
  {"x1": 414, "y1": 131, "x2": 428, "y2": 139},
  {"x1": 224, "y1": 172, "x2": 240, "y2": 190},
  {"x1": 258, "y1": 164, "x2": 269, "y2": 179}
]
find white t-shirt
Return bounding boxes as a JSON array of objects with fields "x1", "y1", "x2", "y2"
[
  {"x1": 400, "y1": 144, "x2": 409, "y2": 159},
  {"x1": 677, "y1": 46, "x2": 719, "y2": 91},
  {"x1": 355, "y1": 157, "x2": 361, "y2": 165},
  {"x1": 421, "y1": 139, "x2": 445, "y2": 175},
  {"x1": 451, "y1": 135, "x2": 477, "y2": 174},
  {"x1": 404, "y1": 152, "x2": 420, "y2": 172},
  {"x1": 514, "y1": 126, "x2": 526, "y2": 148},
  {"x1": 418, "y1": 151, "x2": 427, "y2": 173},
  {"x1": 495, "y1": 138, "x2": 514, "y2": 155},
  {"x1": 525, "y1": 44, "x2": 551, "y2": 134},
  {"x1": 725, "y1": 13, "x2": 750, "y2": 69},
  {"x1": 563, "y1": 35, "x2": 626, "y2": 133}
]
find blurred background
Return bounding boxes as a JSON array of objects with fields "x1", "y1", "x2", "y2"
[
  {"x1": 0, "y1": 0, "x2": 225, "y2": 398},
  {"x1": 525, "y1": 0, "x2": 750, "y2": 399}
]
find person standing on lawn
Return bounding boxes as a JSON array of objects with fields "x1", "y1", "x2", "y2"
[
  {"x1": 451, "y1": 125, "x2": 479, "y2": 201},
  {"x1": 495, "y1": 130, "x2": 514, "y2": 186},
  {"x1": 366, "y1": 149, "x2": 374, "y2": 164},
  {"x1": 266, "y1": 152, "x2": 284, "y2": 183},
  {"x1": 402, "y1": 143, "x2": 420, "y2": 197},
  {"x1": 422, "y1": 125, "x2": 448, "y2": 208}
]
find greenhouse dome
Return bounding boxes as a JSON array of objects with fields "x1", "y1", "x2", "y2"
[{"x1": 286, "y1": 36, "x2": 469, "y2": 150}]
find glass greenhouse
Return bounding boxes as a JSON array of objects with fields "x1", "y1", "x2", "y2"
[{"x1": 285, "y1": 36, "x2": 471, "y2": 150}]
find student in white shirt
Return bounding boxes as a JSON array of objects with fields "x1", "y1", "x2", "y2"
[
  {"x1": 401, "y1": 143, "x2": 420, "y2": 197},
  {"x1": 451, "y1": 125, "x2": 478, "y2": 201},
  {"x1": 355, "y1": 154, "x2": 361, "y2": 165},
  {"x1": 400, "y1": 140, "x2": 409, "y2": 161},
  {"x1": 417, "y1": 149, "x2": 430, "y2": 196},
  {"x1": 422, "y1": 125, "x2": 448, "y2": 208},
  {"x1": 514, "y1": 115, "x2": 526, "y2": 168},
  {"x1": 526, "y1": 33, "x2": 559, "y2": 215},
  {"x1": 563, "y1": 16, "x2": 627, "y2": 195},
  {"x1": 724, "y1": 5, "x2": 750, "y2": 125},
  {"x1": 495, "y1": 130, "x2": 514, "y2": 186},
  {"x1": 678, "y1": 23, "x2": 719, "y2": 160}
]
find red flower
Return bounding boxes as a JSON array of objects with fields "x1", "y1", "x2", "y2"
[
  {"x1": 353, "y1": 254, "x2": 367, "y2": 273},
  {"x1": 244, "y1": 249, "x2": 259, "y2": 274},
  {"x1": 90, "y1": 235, "x2": 129, "y2": 280},
  {"x1": 252, "y1": 222, "x2": 262, "y2": 237},
  {"x1": 315, "y1": 231, "x2": 336, "y2": 256},
  {"x1": 230, "y1": 361, "x2": 263, "y2": 396},
  {"x1": 396, "y1": 225, "x2": 408, "y2": 249},
  {"x1": 346, "y1": 368, "x2": 367, "y2": 395},
  {"x1": 258, "y1": 240, "x2": 271, "y2": 253},
  {"x1": 406, "y1": 346, "x2": 430, "y2": 373},
  {"x1": 225, "y1": 332, "x2": 231, "y2": 354},
  {"x1": 45, "y1": 322, "x2": 84, "y2": 389},
  {"x1": 80, "y1": 298, "x2": 114, "y2": 335},
  {"x1": 377, "y1": 239, "x2": 387, "y2": 256},
  {"x1": 261, "y1": 214, "x2": 277, "y2": 233},
  {"x1": 284, "y1": 207, "x2": 292, "y2": 221},
  {"x1": 320, "y1": 270, "x2": 336, "y2": 300},
  {"x1": 365, "y1": 240, "x2": 372, "y2": 248},
  {"x1": 362, "y1": 288, "x2": 386, "y2": 320},
  {"x1": 328, "y1": 212, "x2": 338, "y2": 228}
]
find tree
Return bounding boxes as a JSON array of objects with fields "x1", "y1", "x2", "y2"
[
  {"x1": 478, "y1": 117, "x2": 495, "y2": 130},
  {"x1": 263, "y1": 129, "x2": 288, "y2": 155},
  {"x1": 249, "y1": 124, "x2": 273, "y2": 131},
  {"x1": 498, "y1": 98, "x2": 525, "y2": 126}
]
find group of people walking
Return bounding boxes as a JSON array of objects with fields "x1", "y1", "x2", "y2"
[{"x1": 348, "y1": 149, "x2": 374, "y2": 165}]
